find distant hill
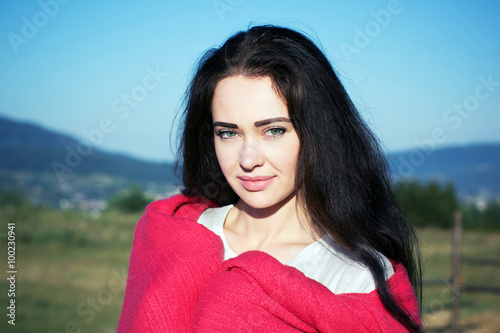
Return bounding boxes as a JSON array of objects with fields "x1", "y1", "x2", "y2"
[
  {"x1": 1, "y1": 114, "x2": 499, "y2": 207},
  {"x1": 388, "y1": 144, "x2": 500, "y2": 198},
  {"x1": 0, "y1": 115, "x2": 176, "y2": 184},
  {"x1": 0, "y1": 115, "x2": 177, "y2": 208}
]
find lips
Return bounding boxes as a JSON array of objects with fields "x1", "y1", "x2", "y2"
[{"x1": 238, "y1": 175, "x2": 276, "y2": 192}]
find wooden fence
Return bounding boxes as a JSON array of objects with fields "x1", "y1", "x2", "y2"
[{"x1": 424, "y1": 212, "x2": 500, "y2": 332}]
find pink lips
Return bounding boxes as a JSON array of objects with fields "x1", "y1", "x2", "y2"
[{"x1": 238, "y1": 175, "x2": 276, "y2": 192}]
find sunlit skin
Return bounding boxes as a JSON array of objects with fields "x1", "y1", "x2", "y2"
[{"x1": 211, "y1": 75, "x2": 320, "y2": 263}]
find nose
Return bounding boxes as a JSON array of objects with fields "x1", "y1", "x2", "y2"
[{"x1": 239, "y1": 139, "x2": 264, "y2": 171}]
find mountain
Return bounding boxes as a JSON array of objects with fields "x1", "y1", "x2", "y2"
[
  {"x1": 1, "y1": 115, "x2": 499, "y2": 208},
  {"x1": 388, "y1": 144, "x2": 500, "y2": 198},
  {"x1": 0, "y1": 115, "x2": 178, "y2": 208},
  {"x1": 0, "y1": 116, "x2": 176, "y2": 183}
]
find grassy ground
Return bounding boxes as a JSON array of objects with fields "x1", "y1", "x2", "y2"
[
  {"x1": 419, "y1": 228, "x2": 500, "y2": 332},
  {"x1": 0, "y1": 205, "x2": 139, "y2": 332},
  {"x1": 0, "y1": 205, "x2": 499, "y2": 332}
]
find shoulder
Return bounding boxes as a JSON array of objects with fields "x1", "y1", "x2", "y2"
[
  {"x1": 145, "y1": 193, "x2": 218, "y2": 221},
  {"x1": 132, "y1": 194, "x2": 223, "y2": 253},
  {"x1": 387, "y1": 262, "x2": 419, "y2": 303},
  {"x1": 133, "y1": 194, "x2": 218, "y2": 236}
]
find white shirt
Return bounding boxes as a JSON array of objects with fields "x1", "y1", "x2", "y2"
[{"x1": 198, "y1": 205, "x2": 394, "y2": 294}]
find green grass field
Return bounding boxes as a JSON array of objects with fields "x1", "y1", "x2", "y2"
[
  {"x1": 0, "y1": 205, "x2": 499, "y2": 332},
  {"x1": 419, "y1": 228, "x2": 500, "y2": 332}
]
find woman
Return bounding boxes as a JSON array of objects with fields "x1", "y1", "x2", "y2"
[{"x1": 118, "y1": 25, "x2": 422, "y2": 332}]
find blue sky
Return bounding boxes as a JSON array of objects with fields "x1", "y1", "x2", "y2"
[{"x1": 1, "y1": 0, "x2": 499, "y2": 162}]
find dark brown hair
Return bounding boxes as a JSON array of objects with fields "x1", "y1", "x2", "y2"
[{"x1": 177, "y1": 25, "x2": 422, "y2": 332}]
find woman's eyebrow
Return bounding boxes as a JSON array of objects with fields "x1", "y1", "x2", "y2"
[
  {"x1": 254, "y1": 117, "x2": 291, "y2": 127},
  {"x1": 213, "y1": 121, "x2": 238, "y2": 129},
  {"x1": 213, "y1": 117, "x2": 291, "y2": 129}
]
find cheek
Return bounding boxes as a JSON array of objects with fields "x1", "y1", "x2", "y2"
[
  {"x1": 282, "y1": 154, "x2": 299, "y2": 180},
  {"x1": 268, "y1": 138, "x2": 300, "y2": 177},
  {"x1": 214, "y1": 141, "x2": 235, "y2": 174}
]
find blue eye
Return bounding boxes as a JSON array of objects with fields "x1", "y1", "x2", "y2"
[
  {"x1": 265, "y1": 127, "x2": 286, "y2": 137},
  {"x1": 217, "y1": 130, "x2": 237, "y2": 139}
]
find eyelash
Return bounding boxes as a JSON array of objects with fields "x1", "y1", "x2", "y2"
[
  {"x1": 216, "y1": 130, "x2": 238, "y2": 140},
  {"x1": 215, "y1": 127, "x2": 287, "y2": 140},
  {"x1": 264, "y1": 127, "x2": 286, "y2": 138}
]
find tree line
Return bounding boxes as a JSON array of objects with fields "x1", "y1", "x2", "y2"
[
  {"x1": 106, "y1": 180, "x2": 500, "y2": 231},
  {"x1": 2, "y1": 179, "x2": 499, "y2": 231},
  {"x1": 393, "y1": 179, "x2": 500, "y2": 230}
]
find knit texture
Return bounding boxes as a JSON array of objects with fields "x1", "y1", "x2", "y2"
[{"x1": 117, "y1": 194, "x2": 420, "y2": 332}]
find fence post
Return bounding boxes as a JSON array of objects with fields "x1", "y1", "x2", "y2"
[{"x1": 451, "y1": 211, "x2": 462, "y2": 332}]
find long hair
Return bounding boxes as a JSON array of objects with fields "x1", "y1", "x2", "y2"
[{"x1": 178, "y1": 25, "x2": 422, "y2": 332}]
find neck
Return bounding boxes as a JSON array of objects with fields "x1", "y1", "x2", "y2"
[{"x1": 226, "y1": 194, "x2": 320, "y2": 247}]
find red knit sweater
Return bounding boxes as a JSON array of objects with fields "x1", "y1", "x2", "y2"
[{"x1": 117, "y1": 194, "x2": 420, "y2": 332}]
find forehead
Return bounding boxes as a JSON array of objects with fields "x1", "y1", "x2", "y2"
[{"x1": 212, "y1": 75, "x2": 289, "y2": 122}]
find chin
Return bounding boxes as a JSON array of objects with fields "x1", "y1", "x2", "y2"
[{"x1": 236, "y1": 191, "x2": 296, "y2": 212}]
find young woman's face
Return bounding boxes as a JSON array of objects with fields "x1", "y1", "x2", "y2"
[{"x1": 212, "y1": 75, "x2": 300, "y2": 210}]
